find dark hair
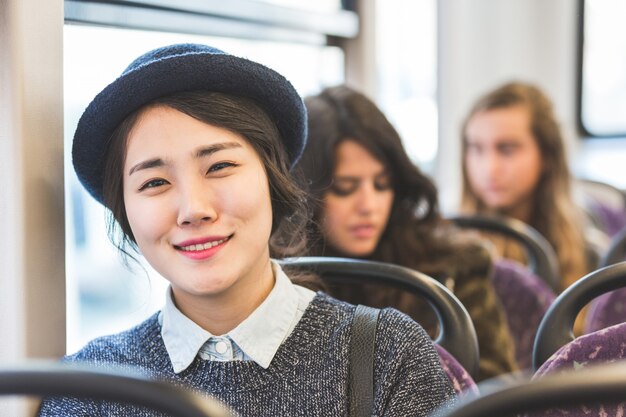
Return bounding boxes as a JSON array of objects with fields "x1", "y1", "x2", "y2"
[
  {"x1": 296, "y1": 85, "x2": 453, "y2": 273},
  {"x1": 102, "y1": 91, "x2": 310, "y2": 263}
]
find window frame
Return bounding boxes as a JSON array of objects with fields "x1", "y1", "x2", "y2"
[
  {"x1": 64, "y1": 0, "x2": 358, "y2": 44},
  {"x1": 577, "y1": 0, "x2": 626, "y2": 138}
]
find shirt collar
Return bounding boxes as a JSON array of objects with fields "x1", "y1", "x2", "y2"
[
  {"x1": 160, "y1": 260, "x2": 303, "y2": 373},
  {"x1": 228, "y1": 261, "x2": 300, "y2": 368}
]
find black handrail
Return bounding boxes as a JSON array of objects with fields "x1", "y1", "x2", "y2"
[
  {"x1": 449, "y1": 214, "x2": 560, "y2": 291},
  {"x1": 4, "y1": 361, "x2": 233, "y2": 417}
]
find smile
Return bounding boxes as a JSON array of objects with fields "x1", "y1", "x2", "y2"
[
  {"x1": 178, "y1": 237, "x2": 229, "y2": 252},
  {"x1": 173, "y1": 235, "x2": 232, "y2": 261}
]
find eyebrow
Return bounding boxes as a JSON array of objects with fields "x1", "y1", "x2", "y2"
[
  {"x1": 334, "y1": 170, "x2": 391, "y2": 180},
  {"x1": 127, "y1": 141, "x2": 243, "y2": 176}
]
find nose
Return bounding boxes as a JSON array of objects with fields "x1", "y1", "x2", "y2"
[
  {"x1": 354, "y1": 181, "x2": 378, "y2": 215},
  {"x1": 176, "y1": 180, "x2": 217, "y2": 227},
  {"x1": 482, "y1": 150, "x2": 503, "y2": 179}
]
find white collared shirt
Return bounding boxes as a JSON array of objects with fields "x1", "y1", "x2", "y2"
[{"x1": 159, "y1": 260, "x2": 316, "y2": 373}]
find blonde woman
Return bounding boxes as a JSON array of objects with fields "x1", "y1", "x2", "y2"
[{"x1": 460, "y1": 81, "x2": 593, "y2": 292}]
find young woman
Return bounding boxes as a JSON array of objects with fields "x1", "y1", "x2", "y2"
[
  {"x1": 39, "y1": 44, "x2": 454, "y2": 416},
  {"x1": 296, "y1": 85, "x2": 518, "y2": 382},
  {"x1": 460, "y1": 81, "x2": 595, "y2": 291}
]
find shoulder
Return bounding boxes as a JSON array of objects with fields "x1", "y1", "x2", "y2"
[
  {"x1": 372, "y1": 308, "x2": 455, "y2": 413},
  {"x1": 376, "y1": 307, "x2": 438, "y2": 356},
  {"x1": 311, "y1": 293, "x2": 435, "y2": 346},
  {"x1": 65, "y1": 313, "x2": 162, "y2": 367},
  {"x1": 435, "y1": 225, "x2": 494, "y2": 281}
]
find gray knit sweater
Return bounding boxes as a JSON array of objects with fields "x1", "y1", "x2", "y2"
[{"x1": 39, "y1": 293, "x2": 454, "y2": 416}]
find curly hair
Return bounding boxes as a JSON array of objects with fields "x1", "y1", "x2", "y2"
[{"x1": 295, "y1": 85, "x2": 459, "y2": 276}]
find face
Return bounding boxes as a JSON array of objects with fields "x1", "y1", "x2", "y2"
[
  {"x1": 464, "y1": 105, "x2": 543, "y2": 213},
  {"x1": 123, "y1": 106, "x2": 273, "y2": 306},
  {"x1": 321, "y1": 140, "x2": 394, "y2": 257}
]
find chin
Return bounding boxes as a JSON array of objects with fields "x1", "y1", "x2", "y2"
[
  {"x1": 482, "y1": 198, "x2": 512, "y2": 211},
  {"x1": 346, "y1": 245, "x2": 377, "y2": 259}
]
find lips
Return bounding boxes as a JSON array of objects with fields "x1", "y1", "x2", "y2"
[
  {"x1": 173, "y1": 235, "x2": 232, "y2": 260},
  {"x1": 349, "y1": 224, "x2": 377, "y2": 239},
  {"x1": 177, "y1": 237, "x2": 229, "y2": 252},
  {"x1": 174, "y1": 235, "x2": 230, "y2": 249}
]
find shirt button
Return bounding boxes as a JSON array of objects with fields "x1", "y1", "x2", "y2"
[{"x1": 215, "y1": 340, "x2": 228, "y2": 354}]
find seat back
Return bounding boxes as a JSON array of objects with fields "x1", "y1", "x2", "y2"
[
  {"x1": 491, "y1": 260, "x2": 556, "y2": 369},
  {"x1": 585, "y1": 247, "x2": 626, "y2": 332},
  {"x1": 584, "y1": 287, "x2": 626, "y2": 333},
  {"x1": 449, "y1": 214, "x2": 560, "y2": 291},
  {"x1": 433, "y1": 361, "x2": 626, "y2": 417},
  {"x1": 599, "y1": 225, "x2": 626, "y2": 267},
  {"x1": 576, "y1": 178, "x2": 626, "y2": 238},
  {"x1": 529, "y1": 323, "x2": 626, "y2": 417},
  {"x1": 435, "y1": 345, "x2": 479, "y2": 398},
  {"x1": 533, "y1": 261, "x2": 626, "y2": 370},
  {"x1": 5, "y1": 361, "x2": 232, "y2": 417},
  {"x1": 279, "y1": 256, "x2": 480, "y2": 386},
  {"x1": 535, "y1": 322, "x2": 626, "y2": 376}
]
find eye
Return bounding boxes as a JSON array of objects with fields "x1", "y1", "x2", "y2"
[
  {"x1": 374, "y1": 175, "x2": 393, "y2": 191},
  {"x1": 207, "y1": 161, "x2": 237, "y2": 173},
  {"x1": 138, "y1": 178, "x2": 169, "y2": 191},
  {"x1": 498, "y1": 143, "x2": 518, "y2": 155},
  {"x1": 329, "y1": 178, "x2": 360, "y2": 196}
]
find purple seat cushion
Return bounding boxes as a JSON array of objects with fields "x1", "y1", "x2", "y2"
[
  {"x1": 588, "y1": 199, "x2": 626, "y2": 238},
  {"x1": 585, "y1": 288, "x2": 626, "y2": 333},
  {"x1": 435, "y1": 344, "x2": 479, "y2": 398},
  {"x1": 492, "y1": 260, "x2": 556, "y2": 369},
  {"x1": 529, "y1": 322, "x2": 626, "y2": 416}
]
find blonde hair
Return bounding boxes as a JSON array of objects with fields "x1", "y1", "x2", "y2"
[{"x1": 460, "y1": 82, "x2": 588, "y2": 290}]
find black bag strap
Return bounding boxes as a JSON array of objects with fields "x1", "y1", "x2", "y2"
[{"x1": 349, "y1": 304, "x2": 380, "y2": 417}]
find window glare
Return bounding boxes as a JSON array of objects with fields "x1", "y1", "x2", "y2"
[
  {"x1": 581, "y1": 0, "x2": 626, "y2": 136},
  {"x1": 64, "y1": 24, "x2": 344, "y2": 353},
  {"x1": 376, "y1": 0, "x2": 437, "y2": 171}
]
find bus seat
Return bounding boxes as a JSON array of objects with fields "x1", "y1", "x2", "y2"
[
  {"x1": 583, "y1": 247, "x2": 626, "y2": 333},
  {"x1": 576, "y1": 178, "x2": 626, "y2": 238},
  {"x1": 491, "y1": 260, "x2": 556, "y2": 369},
  {"x1": 279, "y1": 256, "x2": 480, "y2": 393},
  {"x1": 585, "y1": 289, "x2": 626, "y2": 333},
  {"x1": 587, "y1": 198, "x2": 626, "y2": 238},
  {"x1": 435, "y1": 344, "x2": 479, "y2": 397},
  {"x1": 533, "y1": 261, "x2": 626, "y2": 371},
  {"x1": 530, "y1": 323, "x2": 626, "y2": 416},
  {"x1": 6, "y1": 361, "x2": 233, "y2": 416},
  {"x1": 449, "y1": 214, "x2": 561, "y2": 291},
  {"x1": 534, "y1": 322, "x2": 626, "y2": 377},
  {"x1": 432, "y1": 361, "x2": 626, "y2": 417},
  {"x1": 599, "y1": 225, "x2": 626, "y2": 267}
]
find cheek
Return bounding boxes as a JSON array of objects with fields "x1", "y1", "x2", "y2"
[
  {"x1": 517, "y1": 148, "x2": 542, "y2": 176},
  {"x1": 124, "y1": 193, "x2": 171, "y2": 246},
  {"x1": 522, "y1": 157, "x2": 544, "y2": 190},
  {"x1": 465, "y1": 155, "x2": 482, "y2": 179},
  {"x1": 322, "y1": 197, "x2": 351, "y2": 230},
  {"x1": 230, "y1": 173, "x2": 273, "y2": 236},
  {"x1": 381, "y1": 192, "x2": 394, "y2": 218}
]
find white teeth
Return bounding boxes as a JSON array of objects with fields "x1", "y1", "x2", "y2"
[{"x1": 179, "y1": 238, "x2": 228, "y2": 252}]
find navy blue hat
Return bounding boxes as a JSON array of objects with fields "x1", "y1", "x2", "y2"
[{"x1": 73, "y1": 43, "x2": 307, "y2": 205}]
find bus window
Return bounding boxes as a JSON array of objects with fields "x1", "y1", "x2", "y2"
[
  {"x1": 376, "y1": 0, "x2": 437, "y2": 172},
  {"x1": 580, "y1": 0, "x2": 626, "y2": 136}
]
